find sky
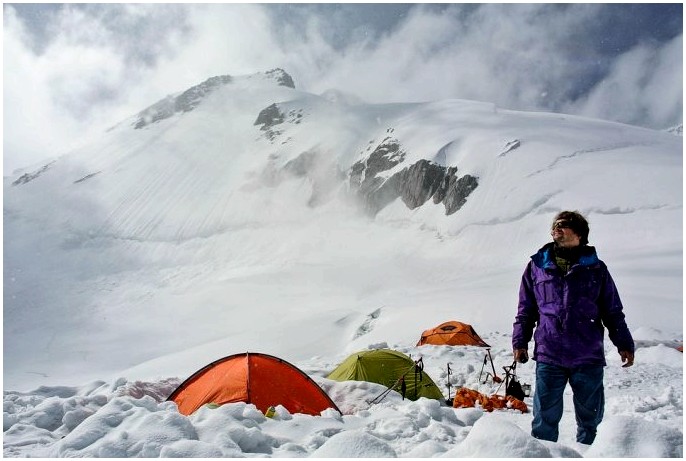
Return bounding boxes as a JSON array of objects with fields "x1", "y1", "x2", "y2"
[{"x1": 3, "y1": 3, "x2": 683, "y2": 173}]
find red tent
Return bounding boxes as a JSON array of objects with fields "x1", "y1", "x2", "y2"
[{"x1": 167, "y1": 352, "x2": 340, "y2": 416}]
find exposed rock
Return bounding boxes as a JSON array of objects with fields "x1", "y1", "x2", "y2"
[
  {"x1": 174, "y1": 75, "x2": 232, "y2": 113},
  {"x1": 254, "y1": 104, "x2": 288, "y2": 142},
  {"x1": 432, "y1": 166, "x2": 457, "y2": 204},
  {"x1": 397, "y1": 160, "x2": 447, "y2": 209},
  {"x1": 349, "y1": 162, "x2": 366, "y2": 190},
  {"x1": 349, "y1": 139, "x2": 478, "y2": 216},
  {"x1": 359, "y1": 173, "x2": 404, "y2": 215},
  {"x1": 254, "y1": 104, "x2": 285, "y2": 130},
  {"x1": 265, "y1": 68, "x2": 295, "y2": 89},
  {"x1": 442, "y1": 174, "x2": 479, "y2": 215},
  {"x1": 12, "y1": 161, "x2": 55, "y2": 186},
  {"x1": 350, "y1": 138, "x2": 406, "y2": 190},
  {"x1": 133, "y1": 96, "x2": 176, "y2": 129},
  {"x1": 499, "y1": 139, "x2": 521, "y2": 157},
  {"x1": 364, "y1": 138, "x2": 406, "y2": 181},
  {"x1": 132, "y1": 70, "x2": 295, "y2": 130},
  {"x1": 134, "y1": 75, "x2": 233, "y2": 129},
  {"x1": 73, "y1": 172, "x2": 101, "y2": 184},
  {"x1": 353, "y1": 308, "x2": 382, "y2": 339}
]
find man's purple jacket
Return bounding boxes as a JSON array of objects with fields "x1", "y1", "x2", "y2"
[{"x1": 512, "y1": 242, "x2": 635, "y2": 368}]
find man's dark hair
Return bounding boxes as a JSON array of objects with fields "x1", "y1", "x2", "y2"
[{"x1": 553, "y1": 210, "x2": 589, "y2": 245}]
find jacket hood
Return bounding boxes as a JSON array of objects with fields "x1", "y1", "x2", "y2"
[{"x1": 531, "y1": 242, "x2": 599, "y2": 270}]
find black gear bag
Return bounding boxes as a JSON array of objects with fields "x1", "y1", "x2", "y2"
[{"x1": 505, "y1": 361, "x2": 526, "y2": 401}]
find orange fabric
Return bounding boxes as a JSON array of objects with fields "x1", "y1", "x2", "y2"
[
  {"x1": 452, "y1": 387, "x2": 528, "y2": 413},
  {"x1": 169, "y1": 353, "x2": 340, "y2": 416},
  {"x1": 171, "y1": 358, "x2": 248, "y2": 415},
  {"x1": 417, "y1": 321, "x2": 490, "y2": 347},
  {"x1": 246, "y1": 355, "x2": 337, "y2": 415}
]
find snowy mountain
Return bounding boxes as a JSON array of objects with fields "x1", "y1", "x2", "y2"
[{"x1": 3, "y1": 69, "x2": 682, "y2": 457}]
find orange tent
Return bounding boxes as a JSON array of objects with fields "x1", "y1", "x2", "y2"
[
  {"x1": 167, "y1": 352, "x2": 340, "y2": 416},
  {"x1": 417, "y1": 321, "x2": 490, "y2": 347}
]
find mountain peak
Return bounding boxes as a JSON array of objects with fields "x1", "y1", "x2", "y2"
[
  {"x1": 264, "y1": 68, "x2": 295, "y2": 89},
  {"x1": 133, "y1": 69, "x2": 296, "y2": 130},
  {"x1": 133, "y1": 74, "x2": 233, "y2": 129}
]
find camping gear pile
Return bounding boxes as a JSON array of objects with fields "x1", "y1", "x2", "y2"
[
  {"x1": 452, "y1": 387, "x2": 528, "y2": 413},
  {"x1": 451, "y1": 351, "x2": 530, "y2": 413},
  {"x1": 166, "y1": 320, "x2": 529, "y2": 417}
]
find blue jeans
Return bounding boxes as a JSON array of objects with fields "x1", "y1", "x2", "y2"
[{"x1": 532, "y1": 362, "x2": 605, "y2": 445}]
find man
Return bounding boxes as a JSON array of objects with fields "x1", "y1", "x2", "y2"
[{"x1": 512, "y1": 211, "x2": 635, "y2": 445}]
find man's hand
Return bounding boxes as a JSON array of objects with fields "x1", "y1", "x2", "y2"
[
  {"x1": 513, "y1": 348, "x2": 529, "y2": 364},
  {"x1": 620, "y1": 350, "x2": 634, "y2": 368}
]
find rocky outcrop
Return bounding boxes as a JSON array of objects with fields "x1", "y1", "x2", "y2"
[
  {"x1": 11, "y1": 161, "x2": 55, "y2": 186},
  {"x1": 254, "y1": 104, "x2": 304, "y2": 142},
  {"x1": 398, "y1": 160, "x2": 447, "y2": 209},
  {"x1": 265, "y1": 68, "x2": 295, "y2": 89},
  {"x1": 133, "y1": 69, "x2": 296, "y2": 130},
  {"x1": 254, "y1": 104, "x2": 285, "y2": 130},
  {"x1": 253, "y1": 104, "x2": 286, "y2": 142},
  {"x1": 435, "y1": 170, "x2": 479, "y2": 215},
  {"x1": 134, "y1": 75, "x2": 233, "y2": 129},
  {"x1": 350, "y1": 138, "x2": 405, "y2": 189},
  {"x1": 349, "y1": 139, "x2": 478, "y2": 216},
  {"x1": 253, "y1": 108, "x2": 478, "y2": 216}
]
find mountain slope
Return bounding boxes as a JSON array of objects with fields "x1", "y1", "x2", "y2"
[{"x1": 4, "y1": 69, "x2": 682, "y2": 391}]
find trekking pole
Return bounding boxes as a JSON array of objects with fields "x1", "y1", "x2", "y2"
[
  {"x1": 414, "y1": 357, "x2": 424, "y2": 400},
  {"x1": 446, "y1": 363, "x2": 453, "y2": 401},
  {"x1": 368, "y1": 361, "x2": 417, "y2": 405},
  {"x1": 478, "y1": 354, "x2": 488, "y2": 383},
  {"x1": 487, "y1": 349, "x2": 502, "y2": 383}
]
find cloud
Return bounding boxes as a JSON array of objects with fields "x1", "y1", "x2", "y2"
[
  {"x1": 3, "y1": 5, "x2": 191, "y2": 173},
  {"x1": 565, "y1": 34, "x2": 683, "y2": 129},
  {"x1": 286, "y1": 3, "x2": 682, "y2": 127},
  {"x1": 3, "y1": 4, "x2": 682, "y2": 173},
  {"x1": 3, "y1": 4, "x2": 281, "y2": 173}
]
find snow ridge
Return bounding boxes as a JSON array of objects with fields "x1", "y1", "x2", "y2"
[
  {"x1": 134, "y1": 75, "x2": 234, "y2": 129},
  {"x1": 134, "y1": 69, "x2": 295, "y2": 130}
]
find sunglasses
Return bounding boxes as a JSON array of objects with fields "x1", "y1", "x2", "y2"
[{"x1": 552, "y1": 220, "x2": 573, "y2": 230}]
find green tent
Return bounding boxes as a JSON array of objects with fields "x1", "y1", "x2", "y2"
[{"x1": 327, "y1": 349, "x2": 444, "y2": 401}]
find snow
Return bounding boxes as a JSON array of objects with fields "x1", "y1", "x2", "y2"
[{"x1": 4, "y1": 72, "x2": 683, "y2": 457}]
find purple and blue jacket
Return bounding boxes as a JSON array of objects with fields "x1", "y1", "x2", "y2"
[{"x1": 512, "y1": 242, "x2": 635, "y2": 368}]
